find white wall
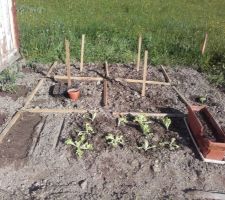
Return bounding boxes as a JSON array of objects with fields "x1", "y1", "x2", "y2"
[{"x1": 0, "y1": 0, "x2": 20, "y2": 71}]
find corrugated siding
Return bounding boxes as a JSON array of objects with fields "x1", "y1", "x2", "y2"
[{"x1": 0, "y1": 0, "x2": 20, "y2": 71}]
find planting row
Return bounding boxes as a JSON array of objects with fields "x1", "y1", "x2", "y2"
[{"x1": 64, "y1": 112, "x2": 180, "y2": 158}]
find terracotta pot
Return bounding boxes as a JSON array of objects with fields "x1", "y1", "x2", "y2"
[
  {"x1": 67, "y1": 88, "x2": 80, "y2": 101},
  {"x1": 187, "y1": 105, "x2": 225, "y2": 161}
]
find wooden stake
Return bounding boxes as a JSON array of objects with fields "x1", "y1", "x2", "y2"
[
  {"x1": 160, "y1": 65, "x2": 171, "y2": 83},
  {"x1": 46, "y1": 61, "x2": 57, "y2": 77},
  {"x1": 65, "y1": 39, "x2": 71, "y2": 88},
  {"x1": 141, "y1": 50, "x2": 148, "y2": 97},
  {"x1": 105, "y1": 61, "x2": 109, "y2": 77},
  {"x1": 103, "y1": 79, "x2": 108, "y2": 107},
  {"x1": 54, "y1": 75, "x2": 103, "y2": 82},
  {"x1": 23, "y1": 108, "x2": 89, "y2": 114},
  {"x1": 136, "y1": 35, "x2": 142, "y2": 71},
  {"x1": 113, "y1": 112, "x2": 185, "y2": 118},
  {"x1": 80, "y1": 34, "x2": 85, "y2": 72},
  {"x1": 201, "y1": 33, "x2": 208, "y2": 55}
]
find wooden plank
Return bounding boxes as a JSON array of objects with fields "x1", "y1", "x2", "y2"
[
  {"x1": 115, "y1": 78, "x2": 170, "y2": 85},
  {"x1": 65, "y1": 39, "x2": 71, "y2": 88},
  {"x1": 23, "y1": 108, "x2": 88, "y2": 114},
  {"x1": 0, "y1": 111, "x2": 22, "y2": 143},
  {"x1": 113, "y1": 112, "x2": 185, "y2": 118},
  {"x1": 80, "y1": 34, "x2": 85, "y2": 72},
  {"x1": 46, "y1": 61, "x2": 58, "y2": 77},
  {"x1": 160, "y1": 65, "x2": 171, "y2": 83},
  {"x1": 201, "y1": 33, "x2": 208, "y2": 55},
  {"x1": 136, "y1": 35, "x2": 142, "y2": 71},
  {"x1": 54, "y1": 75, "x2": 103, "y2": 82},
  {"x1": 172, "y1": 86, "x2": 190, "y2": 107},
  {"x1": 141, "y1": 50, "x2": 148, "y2": 97},
  {"x1": 185, "y1": 190, "x2": 225, "y2": 200},
  {"x1": 24, "y1": 78, "x2": 45, "y2": 108}
]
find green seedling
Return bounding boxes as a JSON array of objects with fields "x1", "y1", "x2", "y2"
[
  {"x1": 138, "y1": 139, "x2": 156, "y2": 151},
  {"x1": 85, "y1": 123, "x2": 94, "y2": 134},
  {"x1": 117, "y1": 115, "x2": 128, "y2": 126},
  {"x1": 159, "y1": 138, "x2": 179, "y2": 151},
  {"x1": 162, "y1": 117, "x2": 172, "y2": 130},
  {"x1": 88, "y1": 111, "x2": 97, "y2": 121},
  {"x1": 134, "y1": 114, "x2": 148, "y2": 124},
  {"x1": 199, "y1": 96, "x2": 207, "y2": 104},
  {"x1": 65, "y1": 134, "x2": 93, "y2": 158},
  {"x1": 134, "y1": 114, "x2": 152, "y2": 136},
  {"x1": 106, "y1": 133, "x2": 124, "y2": 148}
]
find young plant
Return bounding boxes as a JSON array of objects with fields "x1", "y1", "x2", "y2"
[
  {"x1": 199, "y1": 96, "x2": 207, "y2": 104},
  {"x1": 105, "y1": 133, "x2": 124, "y2": 148},
  {"x1": 134, "y1": 114, "x2": 152, "y2": 136},
  {"x1": 87, "y1": 111, "x2": 97, "y2": 121},
  {"x1": 65, "y1": 134, "x2": 93, "y2": 158},
  {"x1": 162, "y1": 117, "x2": 172, "y2": 131},
  {"x1": 84, "y1": 122, "x2": 94, "y2": 134},
  {"x1": 138, "y1": 139, "x2": 156, "y2": 151},
  {"x1": 117, "y1": 115, "x2": 128, "y2": 126},
  {"x1": 159, "y1": 138, "x2": 179, "y2": 151}
]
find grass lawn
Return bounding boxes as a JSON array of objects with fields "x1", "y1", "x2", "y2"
[{"x1": 17, "y1": 0, "x2": 225, "y2": 85}]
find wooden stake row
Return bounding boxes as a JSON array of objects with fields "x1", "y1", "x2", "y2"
[{"x1": 113, "y1": 112, "x2": 185, "y2": 118}]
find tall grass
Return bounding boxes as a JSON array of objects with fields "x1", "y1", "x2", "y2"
[{"x1": 17, "y1": 0, "x2": 225, "y2": 85}]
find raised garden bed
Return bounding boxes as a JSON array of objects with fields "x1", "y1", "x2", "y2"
[{"x1": 187, "y1": 105, "x2": 225, "y2": 161}]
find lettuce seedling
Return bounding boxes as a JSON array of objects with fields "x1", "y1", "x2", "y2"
[
  {"x1": 106, "y1": 133, "x2": 124, "y2": 148},
  {"x1": 117, "y1": 115, "x2": 128, "y2": 126},
  {"x1": 138, "y1": 139, "x2": 156, "y2": 151},
  {"x1": 162, "y1": 117, "x2": 172, "y2": 131},
  {"x1": 134, "y1": 114, "x2": 152, "y2": 136},
  {"x1": 65, "y1": 134, "x2": 93, "y2": 158}
]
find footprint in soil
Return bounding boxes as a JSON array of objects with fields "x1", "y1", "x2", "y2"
[{"x1": 0, "y1": 85, "x2": 29, "y2": 101}]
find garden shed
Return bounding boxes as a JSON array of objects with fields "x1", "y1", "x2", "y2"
[{"x1": 0, "y1": 0, "x2": 20, "y2": 71}]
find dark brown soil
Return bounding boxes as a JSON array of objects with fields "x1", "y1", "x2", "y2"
[
  {"x1": 0, "y1": 85, "x2": 29, "y2": 101},
  {"x1": 0, "y1": 113, "x2": 42, "y2": 167},
  {"x1": 196, "y1": 110, "x2": 217, "y2": 141},
  {"x1": 0, "y1": 113, "x2": 6, "y2": 126}
]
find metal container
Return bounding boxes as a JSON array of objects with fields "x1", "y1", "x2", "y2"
[{"x1": 0, "y1": 0, "x2": 20, "y2": 71}]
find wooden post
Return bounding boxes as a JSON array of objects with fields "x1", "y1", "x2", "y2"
[
  {"x1": 65, "y1": 39, "x2": 71, "y2": 88},
  {"x1": 136, "y1": 35, "x2": 142, "y2": 71},
  {"x1": 105, "y1": 61, "x2": 109, "y2": 77},
  {"x1": 80, "y1": 34, "x2": 85, "y2": 72},
  {"x1": 201, "y1": 33, "x2": 208, "y2": 55},
  {"x1": 141, "y1": 51, "x2": 148, "y2": 97}
]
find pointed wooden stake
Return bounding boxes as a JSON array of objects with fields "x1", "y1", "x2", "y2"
[
  {"x1": 65, "y1": 39, "x2": 71, "y2": 88},
  {"x1": 136, "y1": 35, "x2": 142, "y2": 71},
  {"x1": 201, "y1": 33, "x2": 208, "y2": 55},
  {"x1": 80, "y1": 34, "x2": 85, "y2": 72},
  {"x1": 105, "y1": 61, "x2": 109, "y2": 77},
  {"x1": 141, "y1": 51, "x2": 148, "y2": 97}
]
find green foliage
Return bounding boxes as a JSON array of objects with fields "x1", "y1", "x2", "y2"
[
  {"x1": 159, "y1": 138, "x2": 179, "y2": 151},
  {"x1": 65, "y1": 134, "x2": 93, "y2": 158},
  {"x1": 138, "y1": 139, "x2": 156, "y2": 151},
  {"x1": 199, "y1": 96, "x2": 207, "y2": 104},
  {"x1": 162, "y1": 117, "x2": 172, "y2": 131},
  {"x1": 0, "y1": 68, "x2": 20, "y2": 92},
  {"x1": 134, "y1": 114, "x2": 152, "y2": 136},
  {"x1": 105, "y1": 133, "x2": 124, "y2": 148},
  {"x1": 117, "y1": 115, "x2": 128, "y2": 127}
]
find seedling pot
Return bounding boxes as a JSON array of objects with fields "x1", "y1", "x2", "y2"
[
  {"x1": 67, "y1": 88, "x2": 80, "y2": 101},
  {"x1": 187, "y1": 105, "x2": 225, "y2": 161}
]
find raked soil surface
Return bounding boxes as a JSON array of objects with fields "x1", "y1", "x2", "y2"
[{"x1": 0, "y1": 62, "x2": 225, "y2": 200}]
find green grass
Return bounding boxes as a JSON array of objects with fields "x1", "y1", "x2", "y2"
[{"x1": 17, "y1": 0, "x2": 225, "y2": 86}]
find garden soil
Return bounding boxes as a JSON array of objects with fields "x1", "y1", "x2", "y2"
[{"x1": 0, "y1": 62, "x2": 225, "y2": 200}]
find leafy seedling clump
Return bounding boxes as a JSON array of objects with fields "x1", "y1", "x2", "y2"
[
  {"x1": 106, "y1": 133, "x2": 124, "y2": 148},
  {"x1": 117, "y1": 115, "x2": 128, "y2": 127},
  {"x1": 159, "y1": 138, "x2": 180, "y2": 151},
  {"x1": 138, "y1": 139, "x2": 156, "y2": 151},
  {"x1": 134, "y1": 114, "x2": 153, "y2": 136},
  {"x1": 65, "y1": 134, "x2": 93, "y2": 158}
]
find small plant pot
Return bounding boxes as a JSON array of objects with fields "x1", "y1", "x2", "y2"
[
  {"x1": 67, "y1": 88, "x2": 80, "y2": 101},
  {"x1": 187, "y1": 105, "x2": 225, "y2": 161}
]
